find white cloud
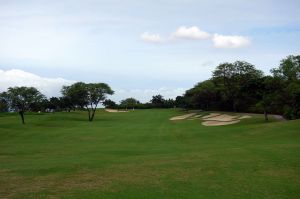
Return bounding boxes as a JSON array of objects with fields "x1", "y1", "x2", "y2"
[
  {"x1": 0, "y1": 69, "x2": 75, "y2": 97},
  {"x1": 171, "y1": 26, "x2": 211, "y2": 40},
  {"x1": 0, "y1": 69, "x2": 186, "y2": 102},
  {"x1": 141, "y1": 32, "x2": 164, "y2": 43},
  {"x1": 212, "y1": 34, "x2": 251, "y2": 48}
]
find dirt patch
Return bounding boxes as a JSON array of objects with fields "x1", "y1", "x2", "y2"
[
  {"x1": 202, "y1": 113, "x2": 221, "y2": 119},
  {"x1": 105, "y1": 109, "x2": 128, "y2": 113},
  {"x1": 170, "y1": 113, "x2": 197, "y2": 121},
  {"x1": 202, "y1": 120, "x2": 240, "y2": 126}
]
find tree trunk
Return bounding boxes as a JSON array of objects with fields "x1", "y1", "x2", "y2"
[
  {"x1": 90, "y1": 109, "x2": 96, "y2": 121},
  {"x1": 87, "y1": 107, "x2": 91, "y2": 121},
  {"x1": 264, "y1": 110, "x2": 269, "y2": 122},
  {"x1": 19, "y1": 111, "x2": 25, "y2": 124}
]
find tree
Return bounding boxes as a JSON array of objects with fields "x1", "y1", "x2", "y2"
[
  {"x1": 150, "y1": 95, "x2": 165, "y2": 108},
  {"x1": 175, "y1": 96, "x2": 186, "y2": 108},
  {"x1": 62, "y1": 82, "x2": 114, "y2": 121},
  {"x1": 271, "y1": 55, "x2": 300, "y2": 119},
  {"x1": 255, "y1": 76, "x2": 284, "y2": 121},
  {"x1": 61, "y1": 82, "x2": 87, "y2": 109},
  {"x1": 184, "y1": 80, "x2": 217, "y2": 110},
  {"x1": 271, "y1": 55, "x2": 300, "y2": 81},
  {"x1": 1, "y1": 87, "x2": 45, "y2": 124},
  {"x1": 103, "y1": 99, "x2": 117, "y2": 109},
  {"x1": 0, "y1": 96, "x2": 9, "y2": 112},
  {"x1": 163, "y1": 98, "x2": 175, "y2": 108},
  {"x1": 59, "y1": 96, "x2": 74, "y2": 112},
  {"x1": 48, "y1": 97, "x2": 61, "y2": 111},
  {"x1": 212, "y1": 61, "x2": 263, "y2": 112},
  {"x1": 120, "y1": 98, "x2": 140, "y2": 110}
]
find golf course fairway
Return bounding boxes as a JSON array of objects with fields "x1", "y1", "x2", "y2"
[{"x1": 0, "y1": 109, "x2": 299, "y2": 198}]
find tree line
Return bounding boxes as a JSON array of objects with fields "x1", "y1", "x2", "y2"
[
  {"x1": 0, "y1": 82, "x2": 114, "y2": 124},
  {"x1": 178, "y1": 55, "x2": 300, "y2": 121},
  {"x1": 0, "y1": 54, "x2": 299, "y2": 123},
  {"x1": 103, "y1": 95, "x2": 176, "y2": 110},
  {"x1": 0, "y1": 83, "x2": 175, "y2": 124}
]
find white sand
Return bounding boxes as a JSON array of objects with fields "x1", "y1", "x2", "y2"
[
  {"x1": 201, "y1": 114, "x2": 253, "y2": 126},
  {"x1": 105, "y1": 109, "x2": 128, "y2": 113},
  {"x1": 202, "y1": 113, "x2": 221, "y2": 119},
  {"x1": 192, "y1": 115, "x2": 202, "y2": 118},
  {"x1": 202, "y1": 120, "x2": 240, "y2": 126},
  {"x1": 238, "y1": 115, "x2": 252, "y2": 119},
  {"x1": 203, "y1": 114, "x2": 238, "y2": 122},
  {"x1": 170, "y1": 113, "x2": 197, "y2": 121}
]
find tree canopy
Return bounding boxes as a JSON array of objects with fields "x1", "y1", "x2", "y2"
[
  {"x1": 0, "y1": 87, "x2": 45, "y2": 124},
  {"x1": 61, "y1": 82, "x2": 114, "y2": 121},
  {"x1": 180, "y1": 55, "x2": 300, "y2": 120}
]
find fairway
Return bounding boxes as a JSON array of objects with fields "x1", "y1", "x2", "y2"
[{"x1": 0, "y1": 109, "x2": 299, "y2": 199}]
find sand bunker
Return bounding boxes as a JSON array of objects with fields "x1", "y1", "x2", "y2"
[
  {"x1": 201, "y1": 114, "x2": 253, "y2": 126},
  {"x1": 202, "y1": 113, "x2": 240, "y2": 126},
  {"x1": 238, "y1": 115, "x2": 252, "y2": 119},
  {"x1": 202, "y1": 120, "x2": 240, "y2": 126},
  {"x1": 105, "y1": 109, "x2": 128, "y2": 113},
  {"x1": 170, "y1": 113, "x2": 197, "y2": 121},
  {"x1": 192, "y1": 115, "x2": 202, "y2": 118},
  {"x1": 203, "y1": 114, "x2": 238, "y2": 122},
  {"x1": 169, "y1": 112, "x2": 252, "y2": 126},
  {"x1": 202, "y1": 113, "x2": 221, "y2": 119}
]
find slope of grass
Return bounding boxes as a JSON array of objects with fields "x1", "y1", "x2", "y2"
[{"x1": 0, "y1": 109, "x2": 299, "y2": 199}]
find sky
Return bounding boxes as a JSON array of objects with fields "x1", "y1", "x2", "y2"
[{"x1": 0, "y1": 0, "x2": 300, "y2": 102}]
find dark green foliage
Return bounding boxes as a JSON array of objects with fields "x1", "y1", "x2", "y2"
[
  {"x1": 103, "y1": 99, "x2": 118, "y2": 109},
  {"x1": 119, "y1": 98, "x2": 140, "y2": 109},
  {"x1": 0, "y1": 87, "x2": 45, "y2": 124},
  {"x1": 150, "y1": 94, "x2": 165, "y2": 108},
  {"x1": 271, "y1": 55, "x2": 300, "y2": 81},
  {"x1": 0, "y1": 97, "x2": 9, "y2": 112},
  {"x1": 61, "y1": 82, "x2": 114, "y2": 121},
  {"x1": 181, "y1": 55, "x2": 300, "y2": 119}
]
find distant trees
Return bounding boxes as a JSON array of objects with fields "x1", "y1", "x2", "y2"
[
  {"x1": 271, "y1": 55, "x2": 300, "y2": 119},
  {"x1": 184, "y1": 80, "x2": 217, "y2": 110},
  {"x1": 0, "y1": 54, "x2": 298, "y2": 122},
  {"x1": 0, "y1": 81, "x2": 115, "y2": 123},
  {"x1": 150, "y1": 95, "x2": 165, "y2": 108},
  {"x1": 0, "y1": 96, "x2": 9, "y2": 112},
  {"x1": 103, "y1": 99, "x2": 118, "y2": 109},
  {"x1": 271, "y1": 55, "x2": 300, "y2": 81},
  {"x1": 61, "y1": 82, "x2": 114, "y2": 121},
  {"x1": 0, "y1": 87, "x2": 45, "y2": 124},
  {"x1": 150, "y1": 95, "x2": 175, "y2": 108},
  {"x1": 212, "y1": 61, "x2": 263, "y2": 112},
  {"x1": 110, "y1": 95, "x2": 176, "y2": 110},
  {"x1": 119, "y1": 98, "x2": 140, "y2": 110}
]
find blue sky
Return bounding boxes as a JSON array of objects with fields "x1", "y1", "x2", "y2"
[{"x1": 0, "y1": 0, "x2": 300, "y2": 102}]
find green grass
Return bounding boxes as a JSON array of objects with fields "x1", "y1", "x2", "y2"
[{"x1": 0, "y1": 109, "x2": 299, "y2": 199}]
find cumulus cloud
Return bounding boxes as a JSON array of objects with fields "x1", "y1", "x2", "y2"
[
  {"x1": 0, "y1": 69, "x2": 75, "y2": 97},
  {"x1": 0, "y1": 69, "x2": 186, "y2": 102},
  {"x1": 141, "y1": 26, "x2": 251, "y2": 49},
  {"x1": 141, "y1": 32, "x2": 164, "y2": 43},
  {"x1": 171, "y1": 26, "x2": 211, "y2": 40},
  {"x1": 212, "y1": 34, "x2": 251, "y2": 48}
]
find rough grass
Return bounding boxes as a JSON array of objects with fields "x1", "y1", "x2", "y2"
[{"x1": 0, "y1": 109, "x2": 299, "y2": 199}]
